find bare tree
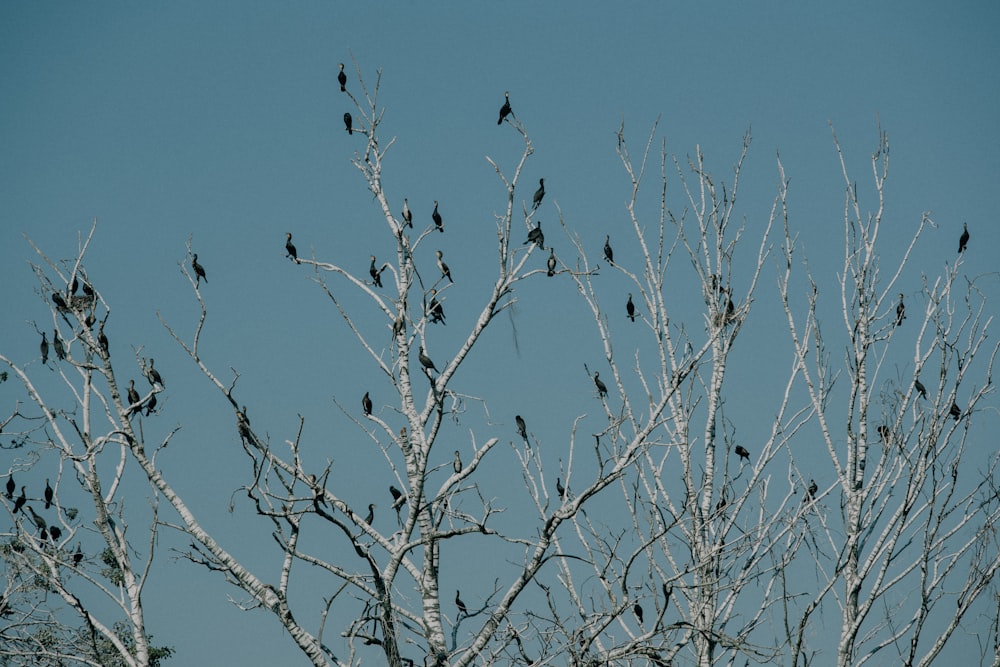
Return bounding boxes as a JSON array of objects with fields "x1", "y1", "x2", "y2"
[{"x1": 776, "y1": 127, "x2": 1000, "y2": 666}]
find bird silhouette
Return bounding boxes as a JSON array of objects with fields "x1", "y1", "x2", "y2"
[
  {"x1": 877, "y1": 425, "x2": 890, "y2": 444},
  {"x1": 285, "y1": 233, "x2": 299, "y2": 263},
  {"x1": 127, "y1": 380, "x2": 141, "y2": 416},
  {"x1": 49, "y1": 525, "x2": 61, "y2": 541},
  {"x1": 44, "y1": 479, "x2": 53, "y2": 510},
  {"x1": 12, "y1": 487, "x2": 26, "y2": 514},
  {"x1": 626, "y1": 294, "x2": 636, "y2": 322},
  {"x1": 401, "y1": 198, "x2": 413, "y2": 228},
  {"x1": 497, "y1": 91, "x2": 512, "y2": 125},
  {"x1": 525, "y1": 222, "x2": 544, "y2": 249},
  {"x1": 914, "y1": 377, "x2": 927, "y2": 400},
  {"x1": 52, "y1": 292, "x2": 68, "y2": 310},
  {"x1": 40, "y1": 332, "x2": 48, "y2": 364},
  {"x1": 192, "y1": 254, "x2": 207, "y2": 286},
  {"x1": 98, "y1": 323, "x2": 109, "y2": 356},
  {"x1": 428, "y1": 290, "x2": 445, "y2": 324},
  {"x1": 53, "y1": 330, "x2": 65, "y2": 360},
  {"x1": 5, "y1": 475, "x2": 14, "y2": 500},
  {"x1": 556, "y1": 477, "x2": 565, "y2": 499},
  {"x1": 546, "y1": 249, "x2": 556, "y2": 276},
  {"x1": 453, "y1": 450, "x2": 462, "y2": 473},
  {"x1": 26, "y1": 506, "x2": 46, "y2": 532},
  {"x1": 594, "y1": 372, "x2": 608, "y2": 397},
  {"x1": 515, "y1": 415, "x2": 527, "y2": 440},
  {"x1": 633, "y1": 602, "x2": 644, "y2": 624},
  {"x1": 419, "y1": 347, "x2": 438, "y2": 374},
  {"x1": 455, "y1": 590, "x2": 468, "y2": 615},
  {"x1": 344, "y1": 112, "x2": 353, "y2": 135},
  {"x1": 370, "y1": 256, "x2": 383, "y2": 287},
  {"x1": 950, "y1": 401, "x2": 962, "y2": 421},
  {"x1": 436, "y1": 250, "x2": 453, "y2": 283},
  {"x1": 337, "y1": 62, "x2": 347, "y2": 91},
  {"x1": 389, "y1": 485, "x2": 405, "y2": 509},
  {"x1": 806, "y1": 479, "x2": 818, "y2": 500},
  {"x1": 532, "y1": 178, "x2": 545, "y2": 209},
  {"x1": 895, "y1": 293, "x2": 905, "y2": 326},
  {"x1": 432, "y1": 201, "x2": 444, "y2": 233},
  {"x1": 604, "y1": 235, "x2": 614, "y2": 264},
  {"x1": 145, "y1": 390, "x2": 157, "y2": 416},
  {"x1": 70, "y1": 275, "x2": 79, "y2": 295},
  {"x1": 735, "y1": 445, "x2": 750, "y2": 462},
  {"x1": 958, "y1": 222, "x2": 969, "y2": 253},
  {"x1": 363, "y1": 503, "x2": 375, "y2": 525},
  {"x1": 362, "y1": 392, "x2": 372, "y2": 416},
  {"x1": 147, "y1": 358, "x2": 163, "y2": 387},
  {"x1": 72, "y1": 542, "x2": 83, "y2": 567}
]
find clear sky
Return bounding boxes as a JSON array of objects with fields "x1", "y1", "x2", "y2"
[{"x1": 2, "y1": 2, "x2": 999, "y2": 665}]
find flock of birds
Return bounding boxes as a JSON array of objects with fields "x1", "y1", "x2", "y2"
[{"x1": 13, "y1": 67, "x2": 976, "y2": 626}]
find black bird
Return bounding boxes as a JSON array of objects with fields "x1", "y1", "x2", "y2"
[
  {"x1": 604, "y1": 235, "x2": 614, "y2": 264},
  {"x1": 72, "y1": 542, "x2": 83, "y2": 567},
  {"x1": 401, "y1": 198, "x2": 413, "y2": 228},
  {"x1": 735, "y1": 445, "x2": 750, "y2": 462},
  {"x1": 344, "y1": 112, "x2": 353, "y2": 135},
  {"x1": 455, "y1": 590, "x2": 468, "y2": 615},
  {"x1": 53, "y1": 330, "x2": 65, "y2": 360},
  {"x1": 363, "y1": 503, "x2": 375, "y2": 525},
  {"x1": 914, "y1": 377, "x2": 927, "y2": 400},
  {"x1": 370, "y1": 256, "x2": 383, "y2": 287},
  {"x1": 5, "y1": 475, "x2": 14, "y2": 500},
  {"x1": 44, "y1": 479, "x2": 53, "y2": 510},
  {"x1": 26, "y1": 506, "x2": 46, "y2": 532},
  {"x1": 70, "y1": 275, "x2": 79, "y2": 295},
  {"x1": 12, "y1": 487, "x2": 26, "y2": 514},
  {"x1": 419, "y1": 347, "x2": 438, "y2": 374},
  {"x1": 428, "y1": 289, "x2": 445, "y2": 324},
  {"x1": 362, "y1": 391, "x2": 372, "y2": 416},
  {"x1": 432, "y1": 201, "x2": 444, "y2": 233},
  {"x1": 950, "y1": 401, "x2": 962, "y2": 421},
  {"x1": 497, "y1": 90, "x2": 512, "y2": 125},
  {"x1": 147, "y1": 358, "x2": 163, "y2": 387},
  {"x1": 546, "y1": 249, "x2": 556, "y2": 276},
  {"x1": 633, "y1": 602, "x2": 644, "y2": 625},
  {"x1": 82, "y1": 280, "x2": 94, "y2": 298},
  {"x1": 389, "y1": 485, "x2": 405, "y2": 509},
  {"x1": 556, "y1": 477, "x2": 565, "y2": 499},
  {"x1": 877, "y1": 425, "x2": 890, "y2": 444},
  {"x1": 127, "y1": 380, "x2": 141, "y2": 416},
  {"x1": 144, "y1": 391, "x2": 157, "y2": 416},
  {"x1": 532, "y1": 178, "x2": 545, "y2": 210},
  {"x1": 453, "y1": 450, "x2": 462, "y2": 473},
  {"x1": 515, "y1": 415, "x2": 527, "y2": 440},
  {"x1": 806, "y1": 479, "x2": 818, "y2": 500},
  {"x1": 525, "y1": 222, "x2": 544, "y2": 249},
  {"x1": 436, "y1": 250, "x2": 453, "y2": 283},
  {"x1": 895, "y1": 293, "x2": 905, "y2": 327},
  {"x1": 52, "y1": 292, "x2": 68, "y2": 310},
  {"x1": 40, "y1": 332, "x2": 49, "y2": 364},
  {"x1": 40, "y1": 528, "x2": 48, "y2": 541},
  {"x1": 192, "y1": 254, "x2": 207, "y2": 286},
  {"x1": 593, "y1": 372, "x2": 608, "y2": 397},
  {"x1": 337, "y1": 62, "x2": 347, "y2": 91},
  {"x1": 85, "y1": 310, "x2": 96, "y2": 329},
  {"x1": 958, "y1": 222, "x2": 969, "y2": 253},
  {"x1": 626, "y1": 294, "x2": 636, "y2": 322},
  {"x1": 98, "y1": 323, "x2": 109, "y2": 356},
  {"x1": 49, "y1": 525, "x2": 61, "y2": 541},
  {"x1": 285, "y1": 233, "x2": 299, "y2": 263}
]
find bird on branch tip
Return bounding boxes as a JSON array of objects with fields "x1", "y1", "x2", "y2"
[
  {"x1": 497, "y1": 91, "x2": 512, "y2": 125},
  {"x1": 515, "y1": 415, "x2": 527, "y2": 440},
  {"x1": 958, "y1": 222, "x2": 969, "y2": 253},
  {"x1": 192, "y1": 254, "x2": 207, "y2": 286},
  {"x1": 337, "y1": 62, "x2": 347, "y2": 91},
  {"x1": 285, "y1": 233, "x2": 299, "y2": 263}
]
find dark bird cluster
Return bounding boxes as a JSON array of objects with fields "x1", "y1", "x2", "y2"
[{"x1": 497, "y1": 91, "x2": 512, "y2": 125}]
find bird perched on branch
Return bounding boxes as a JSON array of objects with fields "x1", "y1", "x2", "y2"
[
  {"x1": 5, "y1": 475, "x2": 14, "y2": 500},
  {"x1": 13, "y1": 487, "x2": 26, "y2": 514},
  {"x1": 146, "y1": 358, "x2": 163, "y2": 387},
  {"x1": 633, "y1": 602, "x2": 644, "y2": 624},
  {"x1": 515, "y1": 415, "x2": 527, "y2": 441},
  {"x1": 626, "y1": 294, "x2": 636, "y2": 322},
  {"x1": 344, "y1": 112, "x2": 353, "y2": 135},
  {"x1": 26, "y1": 506, "x2": 46, "y2": 532},
  {"x1": 401, "y1": 198, "x2": 413, "y2": 228},
  {"x1": 950, "y1": 401, "x2": 962, "y2": 421},
  {"x1": 432, "y1": 201, "x2": 444, "y2": 233},
  {"x1": 98, "y1": 323, "x2": 109, "y2": 356},
  {"x1": 958, "y1": 222, "x2": 969, "y2": 253},
  {"x1": 44, "y1": 479, "x2": 53, "y2": 510},
  {"x1": 453, "y1": 450, "x2": 462, "y2": 473},
  {"x1": 192, "y1": 254, "x2": 207, "y2": 286},
  {"x1": 497, "y1": 91, "x2": 512, "y2": 125},
  {"x1": 556, "y1": 477, "x2": 565, "y2": 499},
  {"x1": 419, "y1": 347, "x2": 438, "y2": 374},
  {"x1": 362, "y1": 391, "x2": 372, "y2": 416},
  {"x1": 72, "y1": 542, "x2": 83, "y2": 567},
  {"x1": 369, "y1": 256, "x2": 384, "y2": 287},
  {"x1": 735, "y1": 445, "x2": 750, "y2": 462},
  {"x1": 604, "y1": 235, "x2": 614, "y2": 264},
  {"x1": 806, "y1": 479, "x2": 818, "y2": 501},
  {"x1": 436, "y1": 250, "x2": 453, "y2": 283},
  {"x1": 127, "y1": 380, "x2": 141, "y2": 416},
  {"x1": 532, "y1": 178, "x2": 545, "y2": 210},
  {"x1": 546, "y1": 249, "x2": 556, "y2": 277},
  {"x1": 428, "y1": 290, "x2": 445, "y2": 324},
  {"x1": 455, "y1": 590, "x2": 468, "y2": 615},
  {"x1": 145, "y1": 390, "x2": 157, "y2": 416},
  {"x1": 49, "y1": 525, "x2": 61, "y2": 541},
  {"x1": 895, "y1": 293, "x2": 905, "y2": 326},
  {"x1": 53, "y1": 330, "x2": 65, "y2": 361},
  {"x1": 363, "y1": 503, "x2": 375, "y2": 525},
  {"x1": 389, "y1": 485, "x2": 405, "y2": 509},
  {"x1": 337, "y1": 62, "x2": 347, "y2": 91},
  {"x1": 914, "y1": 377, "x2": 927, "y2": 400},
  {"x1": 593, "y1": 372, "x2": 608, "y2": 397},
  {"x1": 285, "y1": 233, "x2": 299, "y2": 263},
  {"x1": 52, "y1": 292, "x2": 68, "y2": 310},
  {"x1": 40, "y1": 332, "x2": 48, "y2": 364},
  {"x1": 525, "y1": 222, "x2": 544, "y2": 250}
]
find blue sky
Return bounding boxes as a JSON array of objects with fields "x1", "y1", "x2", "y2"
[{"x1": 2, "y1": 2, "x2": 999, "y2": 664}]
